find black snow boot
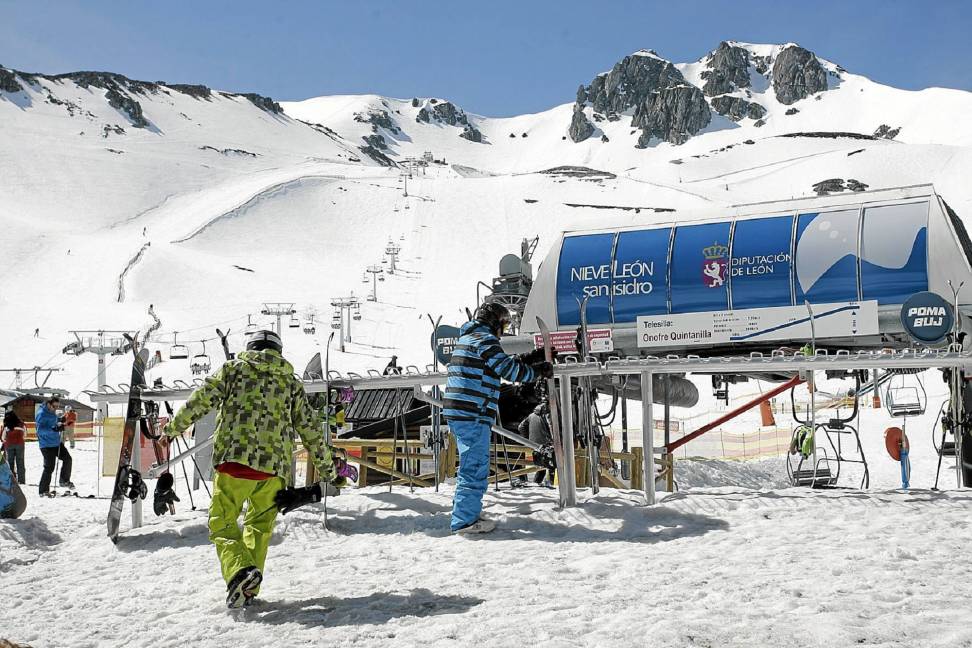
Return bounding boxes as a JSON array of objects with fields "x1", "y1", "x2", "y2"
[{"x1": 226, "y1": 566, "x2": 262, "y2": 609}]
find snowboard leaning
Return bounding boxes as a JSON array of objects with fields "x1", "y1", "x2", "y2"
[{"x1": 106, "y1": 338, "x2": 151, "y2": 543}]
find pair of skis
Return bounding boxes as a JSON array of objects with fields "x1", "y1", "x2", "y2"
[
  {"x1": 573, "y1": 296, "x2": 603, "y2": 494},
  {"x1": 535, "y1": 297, "x2": 603, "y2": 507},
  {"x1": 536, "y1": 317, "x2": 572, "y2": 508}
]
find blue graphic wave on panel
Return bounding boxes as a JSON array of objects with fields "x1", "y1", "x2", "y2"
[
  {"x1": 861, "y1": 228, "x2": 928, "y2": 304},
  {"x1": 796, "y1": 254, "x2": 858, "y2": 303}
]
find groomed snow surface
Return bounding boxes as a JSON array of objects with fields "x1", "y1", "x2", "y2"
[{"x1": 3, "y1": 395, "x2": 971, "y2": 648}]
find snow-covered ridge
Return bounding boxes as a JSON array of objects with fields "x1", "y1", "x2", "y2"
[{"x1": 3, "y1": 42, "x2": 972, "y2": 404}]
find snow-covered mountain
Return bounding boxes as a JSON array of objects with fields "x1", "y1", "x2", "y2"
[{"x1": 3, "y1": 42, "x2": 972, "y2": 400}]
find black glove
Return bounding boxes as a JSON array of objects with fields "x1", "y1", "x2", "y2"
[
  {"x1": 54, "y1": 423, "x2": 66, "y2": 433},
  {"x1": 532, "y1": 361, "x2": 554, "y2": 379},
  {"x1": 518, "y1": 347, "x2": 546, "y2": 365},
  {"x1": 519, "y1": 347, "x2": 558, "y2": 365},
  {"x1": 153, "y1": 473, "x2": 180, "y2": 516},
  {"x1": 274, "y1": 483, "x2": 322, "y2": 515}
]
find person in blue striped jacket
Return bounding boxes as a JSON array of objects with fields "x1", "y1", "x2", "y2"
[{"x1": 443, "y1": 302, "x2": 552, "y2": 534}]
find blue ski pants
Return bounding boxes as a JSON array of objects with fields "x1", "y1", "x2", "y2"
[{"x1": 449, "y1": 418, "x2": 491, "y2": 531}]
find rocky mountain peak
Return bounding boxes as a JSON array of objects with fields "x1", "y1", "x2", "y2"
[
  {"x1": 771, "y1": 44, "x2": 828, "y2": 105},
  {"x1": 700, "y1": 41, "x2": 751, "y2": 97},
  {"x1": 574, "y1": 52, "x2": 710, "y2": 146}
]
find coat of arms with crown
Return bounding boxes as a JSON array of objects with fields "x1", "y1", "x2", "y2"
[{"x1": 701, "y1": 242, "x2": 728, "y2": 288}]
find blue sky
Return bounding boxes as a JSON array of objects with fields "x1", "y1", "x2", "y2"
[{"x1": 2, "y1": 0, "x2": 970, "y2": 116}]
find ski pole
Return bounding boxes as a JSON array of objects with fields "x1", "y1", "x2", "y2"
[{"x1": 173, "y1": 435, "x2": 196, "y2": 510}]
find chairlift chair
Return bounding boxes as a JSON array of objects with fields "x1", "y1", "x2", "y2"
[
  {"x1": 352, "y1": 307, "x2": 362, "y2": 321},
  {"x1": 190, "y1": 342, "x2": 211, "y2": 375},
  {"x1": 289, "y1": 315, "x2": 300, "y2": 329},
  {"x1": 885, "y1": 371, "x2": 927, "y2": 418},
  {"x1": 361, "y1": 275, "x2": 369, "y2": 284},
  {"x1": 787, "y1": 383, "x2": 838, "y2": 488},
  {"x1": 170, "y1": 332, "x2": 189, "y2": 360},
  {"x1": 378, "y1": 274, "x2": 385, "y2": 282}
]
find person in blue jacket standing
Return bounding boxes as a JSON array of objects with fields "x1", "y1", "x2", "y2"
[
  {"x1": 443, "y1": 303, "x2": 551, "y2": 534},
  {"x1": 36, "y1": 396, "x2": 73, "y2": 495}
]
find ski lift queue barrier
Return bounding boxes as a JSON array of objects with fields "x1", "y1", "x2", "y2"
[
  {"x1": 21, "y1": 420, "x2": 97, "y2": 442},
  {"x1": 85, "y1": 348, "x2": 972, "y2": 505},
  {"x1": 292, "y1": 440, "x2": 658, "y2": 492}
]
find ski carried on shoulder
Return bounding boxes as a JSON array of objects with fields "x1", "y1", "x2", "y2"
[{"x1": 536, "y1": 317, "x2": 570, "y2": 508}]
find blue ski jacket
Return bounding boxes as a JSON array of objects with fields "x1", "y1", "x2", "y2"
[
  {"x1": 443, "y1": 320, "x2": 536, "y2": 423},
  {"x1": 35, "y1": 405, "x2": 61, "y2": 449}
]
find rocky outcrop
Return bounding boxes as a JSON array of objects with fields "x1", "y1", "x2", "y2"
[
  {"x1": 0, "y1": 66, "x2": 23, "y2": 93},
  {"x1": 459, "y1": 124, "x2": 483, "y2": 143},
  {"x1": 170, "y1": 84, "x2": 212, "y2": 100},
  {"x1": 568, "y1": 105, "x2": 595, "y2": 142},
  {"x1": 812, "y1": 178, "x2": 869, "y2": 195},
  {"x1": 232, "y1": 93, "x2": 283, "y2": 114},
  {"x1": 361, "y1": 133, "x2": 388, "y2": 151},
  {"x1": 432, "y1": 101, "x2": 467, "y2": 126},
  {"x1": 355, "y1": 109, "x2": 400, "y2": 134},
  {"x1": 105, "y1": 87, "x2": 148, "y2": 128},
  {"x1": 772, "y1": 45, "x2": 827, "y2": 105},
  {"x1": 701, "y1": 42, "x2": 751, "y2": 96},
  {"x1": 586, "y1": 52, "x2": 683, "y2": 114},
  {"x1": 636, "y1": 83, "x2": 711, "y2": 145},
  {"x1": 710, "y1": 95, "x2": 766, "y2": 122},
  {"x1": 358, "y1": 144, "x2": 395, "y2": 167},
  {"x1": 416, "y1": 101, "x2": 469, "y2": 126},
  {"x1": 873, "y1": 124, "x2": 901, "y2": 139},
  {"x1": 577, "y1": 51, "x2": 710, "y2": 146},
  {"x1": 414, "y1": 99, "x2": 481, "y2": 142},
  {"x1": 51, "y1": 71, "x2": 160, "y2": 95}
]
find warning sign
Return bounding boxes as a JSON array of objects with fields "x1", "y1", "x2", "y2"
[{"x1": 533, "y1": 328, "x2": 614, "y2": 354}]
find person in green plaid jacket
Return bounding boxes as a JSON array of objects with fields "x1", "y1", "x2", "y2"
[{"x1": 164, "y1": 329, "x2": 335, "y2": 608}]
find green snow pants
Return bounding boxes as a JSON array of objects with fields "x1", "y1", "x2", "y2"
[{"x1": 209, "y1": 472, "x2": 285, "y2": 593}]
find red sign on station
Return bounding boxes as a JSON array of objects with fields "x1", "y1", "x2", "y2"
[{"x1": 533, "y1": 329, "x2": 614, "y2": 354}]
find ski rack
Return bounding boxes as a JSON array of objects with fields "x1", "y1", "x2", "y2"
[{"x1": 86, "y1": 347, "x2": 972, "y2": 505}]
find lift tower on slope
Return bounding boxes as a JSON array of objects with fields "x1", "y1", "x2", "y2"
[
  {"x1": 62, "y1": 331, "x2": 135, "y2": 421},
  {"x1": 330, "y1": 295, "x2": 361, "y2": 353},
  {"x1": 385, "y1": 240, "x2": 401, "y2": 275},
  {"x1": 260, "y1": 303, "x2": 297, "y2": 340},
  {"x1": 366, "y1": 265, "x2": 384, "y2": 302}
]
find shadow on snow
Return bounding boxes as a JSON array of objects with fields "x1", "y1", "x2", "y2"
[
  {"x1": 325, "y1": 489, "x2": 730, "y2": 544},
  {"x1": 248, "y1": 588, "x2": 483, "y2": 628}
]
